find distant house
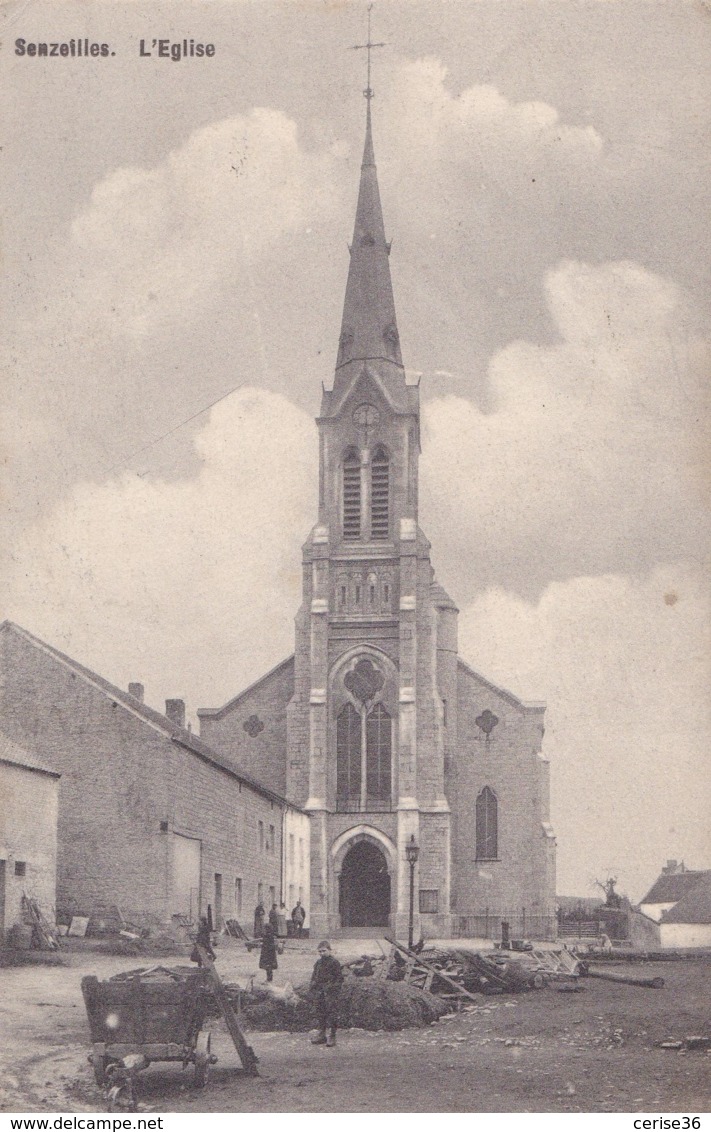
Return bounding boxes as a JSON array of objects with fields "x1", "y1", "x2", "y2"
[
  {"x1": 639, "y1": 860, "x2": 711, "y2": 923},
  {"x1": 0, "y1": 621, "x2": 309, "y2": 930},
  {"x1": 0, "y1": 731, "x2": 60, "y2": 942},
  {"x1": 658, "y1": 873, "x2": 711, "y2": 949}
]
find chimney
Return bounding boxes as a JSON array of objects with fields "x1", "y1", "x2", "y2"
[
  {"x1": 165, "y1": 698, "x2": 186, "y2": 729},
  {"x1": 128, "y1": 683, "x2": 145, "y2": 703}
]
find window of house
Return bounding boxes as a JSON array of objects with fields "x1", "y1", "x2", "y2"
[
  {"x1": 343, "y1": 450, "x2": 361, "y2": 540},
  {"x1": 257, "y1": 882, "x2": 264, "y2": 905},
  {"x1": 383, "y1": 582, "x2": 390, "y2": 606},
  {"x1": 419, "y1": 889, "x2": 439, "y2": 914},
  {"x1": 235, "y1": 878, "x2": 242, "y2": 917},
  {"x1": 268, "y1": 824, "x2": 275, "y2": 853},
  {"x1": 299, "y1": 838, "x2": 304, "y2": 868},
  {"x1": 354, "y1": 584, "x2": 361, "y2": 605},
  {"x1": 258, "y1": 820, "x2": 264, "y2": 852},
  {"x1": 371, "y1": 447, "x2": 390, "y2": 539},
  {"x1": 14, "y1": 861, "x2": 26, "y2": 877},
  {"x1": 289, "y1": 833, "x2": 294, "y2": 865},
  {"x1": 269, "y1": 885, "x2": 276, "y2": 908},
  {"x1": 289, "y1": 883, "x2": 294, "y2": 908},
  {"x1": 476, "y1": 786, "x2": 498, "y2": 860}
]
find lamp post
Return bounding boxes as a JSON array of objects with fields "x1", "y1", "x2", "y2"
[{"x1": 405, "y1": 834, "x2": 420, "y2": 950}]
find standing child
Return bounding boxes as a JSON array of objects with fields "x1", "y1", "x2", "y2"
[
  {"x1": 309, "y1": 940, "x2": 343, "y2": 1047},
  {"x1": 259, "y1": 923, "x2": 278, "y2": 982}
]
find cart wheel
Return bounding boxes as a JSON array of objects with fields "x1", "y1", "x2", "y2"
[
  {"x1": 193, "y1": 1030, "x2": 211, "y2": 1088},
  {"x1": 90, "y1": 1050, "x2": 107, "y2": 1087}
]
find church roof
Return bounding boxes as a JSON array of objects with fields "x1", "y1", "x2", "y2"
[
  {"x1": 197, "y1": 654, "x2": 294, "y2": 720},
  {"x1": 0, "y1": 729, "x2": 61, "y2": 778},
  {"x1": 324, "y1": 98, "x2": 413, "y2": 416},
  {"x1": 0, "y1": 620, "x2": 301, "y2": 810},
  {"x1": 430, "y1": 580, "x2": 459, "y2": 612},
  {"x1": 457, "y1": 656, "x2": 546, "y2": 712}
]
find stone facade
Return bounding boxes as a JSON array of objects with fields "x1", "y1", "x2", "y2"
[
  {"x1": 0, "y1": 621, "x2": 302, "y2": 929},
  {"x1": 0, "y1": 734, "x2": 59, "y2": 942},
  {"x1": 200, "y1": 103, "x2": 556, "y2": 939}
]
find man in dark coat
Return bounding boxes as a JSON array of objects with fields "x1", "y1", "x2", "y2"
[
  {"x1": 309, "y1": 940, "x2": 343, "y2": 1047},
  {"x1": 259, "y1": 923, "x2": 278, "y2": 982},
  {"x1": 268, "y1": 903, "x2": 279, "y2": 932},
  {"x1": 253, "y1": 902, "x2": 265, "y2": 938},
  {"x1": 291, "y1": 899, "x2": 305, "y2": 937}
]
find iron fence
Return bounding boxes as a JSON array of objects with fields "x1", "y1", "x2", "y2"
[{"x1": 452, "y1": 909, "x2": 558, "y2": 942}]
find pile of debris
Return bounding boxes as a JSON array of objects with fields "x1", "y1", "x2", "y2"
[
  {"x1": 344, "y1": 938, "x2": 581, "y2": 1000},
  {"x1": 237, "y1": 975, "x2": 449, "y2": 1032}
]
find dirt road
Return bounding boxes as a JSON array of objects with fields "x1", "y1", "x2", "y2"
[{"x1": 1, "y1": 942, "x2": 709, "y2": 1113}]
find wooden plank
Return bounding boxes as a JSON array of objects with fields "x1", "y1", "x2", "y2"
[
  {"x1": 384, "y1": 936, "x2": 481, "y2": 1003},
  {"x1": 196, "y1": 946, "x2": 259, "y2": 1075}
]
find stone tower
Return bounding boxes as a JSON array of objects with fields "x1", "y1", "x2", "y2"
[
  {"x1": 286, "y1": 99, "x2": 455, "y2": 939},
  {"x1": 198, "y1": 90, "x2": 556, "y2": 943}
]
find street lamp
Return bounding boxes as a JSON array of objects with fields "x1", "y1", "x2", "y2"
[{"x1": 405, "y1": 834, "x2": 420, "y2": 950}]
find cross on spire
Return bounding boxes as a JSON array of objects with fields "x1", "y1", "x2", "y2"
[{"x1": 350, "y1": 4, "x2": 386, "y2": 102}]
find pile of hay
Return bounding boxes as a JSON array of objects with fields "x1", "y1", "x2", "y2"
[{"x1": 239, "y1": 974, "x2": 448, "y2": 1032}]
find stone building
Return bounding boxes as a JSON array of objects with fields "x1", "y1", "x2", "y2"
[
  {"x1": 0, "y1": 620, "x2": 309, "y2": 930},
  {"x1": 0, "y1": 731, "x2": 59, "y2": 942},
  {"x1": 199, "y1": 100, "x2": 556, "y2": 939}
]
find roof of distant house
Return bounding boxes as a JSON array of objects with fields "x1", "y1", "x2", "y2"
[
  {"x1": 641, "y1": 870, "x2": 711, "y2": 906},
  {"x1": 0, "y1": 620, "x2": 300, "y2": 810},
  {"x1": 661, "y1": 872, "x2": 711, "y2": 925}
]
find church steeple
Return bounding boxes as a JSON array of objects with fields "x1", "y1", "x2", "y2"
[{"x1": 334, "y1": 99, "x2": 404, "y2": 380}]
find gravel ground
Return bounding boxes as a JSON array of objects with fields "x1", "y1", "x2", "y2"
[{"x1": 1, "y1": 937, "x2": 709, "y2": 1114}]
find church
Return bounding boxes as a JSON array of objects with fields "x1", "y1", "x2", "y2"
[{"x1": 198, "y1": 94, "x2": 556, "y2": 940}]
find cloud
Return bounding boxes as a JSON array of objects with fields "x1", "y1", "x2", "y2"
[
  {"x1": 458, "y1": 562, "x2": 711, "y2": 900},
  {"x1": 421, "y1": 259, "x2": 710, "y2": 599},
  {"x1": 3, "y1": 388, "x2": 318, "y2": 711}
]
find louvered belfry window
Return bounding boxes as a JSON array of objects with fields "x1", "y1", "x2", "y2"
[
  {"x1": 476, "y1": 786, "x2": 498, "y2": 860},
  {"x1": 343, "y1": 450, "x2": 361, "y2": 540},
  {"x1": 371, "y1": 448, "x2": 389, "y2": 539},
  {"x1": 336, "y1": 703, "x2": 361, "y2": 803}
]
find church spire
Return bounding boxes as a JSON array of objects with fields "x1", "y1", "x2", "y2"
[{"x1": 334, "y1": 22, "x2": 403, "y2": 385}]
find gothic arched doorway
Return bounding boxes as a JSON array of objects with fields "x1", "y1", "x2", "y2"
[{"x1": 339, "y1": 840, "x2": 391, "y2": 927}]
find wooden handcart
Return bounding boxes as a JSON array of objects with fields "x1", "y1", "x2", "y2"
[{"x1": 81, "y1": 966, "x2": 215, "y2": 1091}]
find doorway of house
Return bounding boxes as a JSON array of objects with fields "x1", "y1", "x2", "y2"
[{"x1": 339, "y1": 840, "x2": 390, "y2": 927}]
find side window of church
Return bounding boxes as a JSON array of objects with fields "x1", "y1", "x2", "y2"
[
  {"x1": 336, "y1": 703, "x2": 361, "y2": 804},
  {"x1": 476, "y1": 786, "x2": 498, "y2": 860},
  {"x1": 371, "y1": 447, "x2": 389, "y2": 540},
  {"x1": 343, "y1": 450, "x2": 361, "y2": 540}
]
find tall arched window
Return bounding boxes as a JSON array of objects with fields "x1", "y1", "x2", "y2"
[
  {"x1": 476, "y1": 786, "x2": 498, "y2": 860},
  {"x1": 366, "y1": 703, "x2": 392, "y2": 805},
  {"x1": 336, "y1": 703, "x2": 361, "y2": 803},
  {"x1": 370, "y1": 447, "x2": 389, "y2": 540},
  {"x1": 343, "y1": 449, "x2": 361, "y2": 540}
]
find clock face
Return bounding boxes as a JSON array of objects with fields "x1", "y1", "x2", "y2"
[{"x1": 353, "y1": 403, "x2": 380, "y2": 428}]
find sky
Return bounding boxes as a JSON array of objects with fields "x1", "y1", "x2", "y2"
[{"x1": 2, "y1": 0, "x2": 709, "y2": 901}]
